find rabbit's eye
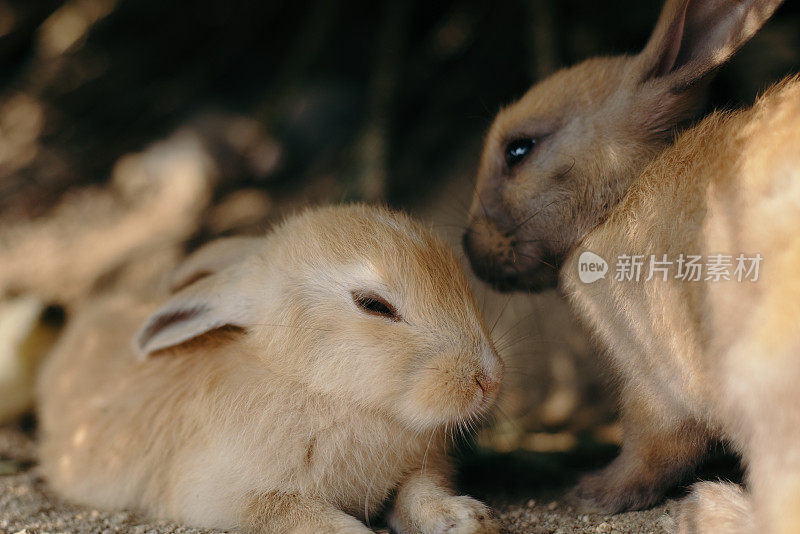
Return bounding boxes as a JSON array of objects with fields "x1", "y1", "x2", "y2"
[
  {"x1": 505, "y1": 138, "x2": 536, "y2": 169},
  {"x1": 351, "y1": 291, "x2": 400, "y2": 321}
]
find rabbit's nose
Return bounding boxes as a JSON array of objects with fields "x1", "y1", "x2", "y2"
[{"x1": 473, "y1": 369, "x2": 500, "y2": 398}]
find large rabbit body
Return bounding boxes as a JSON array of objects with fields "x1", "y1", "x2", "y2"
[
  {"x1": 38, "y1": 205, "x2": 504, "y2": 533},
  {"x1": 561, "y1": 78, "x2": 800, "y2": 533},
  {"x1": 462, "y1": 0, "x2": 795, "y2": 530}
]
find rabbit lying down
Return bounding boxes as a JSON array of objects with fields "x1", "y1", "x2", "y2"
[{"x1": 37, "y1": 204, "x2": 504, "y2": 533}]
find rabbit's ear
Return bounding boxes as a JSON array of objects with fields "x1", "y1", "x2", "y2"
[
  {"x1": 637, "y1": 0, "x2": 782, "y2": 89},
  {"x1": 135, "y1": 273, "x2": 256, "y2": 359},
  {"x1": 169, "y1": 236, "x2": 266, "y2": 292}
]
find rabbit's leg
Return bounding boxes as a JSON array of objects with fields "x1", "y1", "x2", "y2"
[
  {"x1": 719, "y1": 341, "x2": 800, "y2": 534},
  {"x1": 388, "y1": 462, "x2": 500, "y2": 534},
  {"x1": 674, "y1": 481, "x2": 752, "y2": 534},
  {"x1": 746, "y1": 443, "x2": 800, "y2": 534},
  {"x1": 242, "y1": 491, "x2": 373, "y2": 534},
  {"x1": 572, "y1": 384, "x2": 709, "y2": 512}
]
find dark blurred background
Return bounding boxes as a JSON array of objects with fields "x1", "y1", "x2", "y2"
[
  {"x1": 2, "y1": 0, "x2": 798, "y2": 217},
  {"x1": 0, "y1": 0, "x2": 798, "y2": 453}
]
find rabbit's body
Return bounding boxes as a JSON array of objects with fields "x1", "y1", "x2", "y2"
[
  {"x1": 40, "y1": 298, "x2": 423, "y2": 527},
  {"x1": 38, "y1": 205, "x2": 503, "y2": 533},
  {"x1": 567, "y1": 77, "x2": 800, "y2": 420},
  {"x1": 462, "y1": 0, "x2": 793, "y2": 530},
  {"x1": 561, "y1": 78, "x2": 800, "y2": 532}
]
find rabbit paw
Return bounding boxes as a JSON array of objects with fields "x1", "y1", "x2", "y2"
[
  {"x1": 674, "y1": 481, "x2": 751, "y2": 534},
  {"x1": 569, "y1": 460, "x2": 669, "y2": 513},
  {"x1": 424, "y1": 495, "x2": 500, "y2": 534}
]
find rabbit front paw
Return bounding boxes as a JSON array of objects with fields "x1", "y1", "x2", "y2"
[
  {"x1": 569, "y1": 462, "x2": 667, "y2": 513},
  {"x1": 673, "y1": 481, "x2": 751, "y2": 534},
  {"x1": 421, "y1": 495, "x2": 500, "y2": 534}
]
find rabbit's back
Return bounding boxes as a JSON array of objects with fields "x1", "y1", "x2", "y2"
[
  {"x1": 37, "y1": 296, "x2": 305, "y2": 525},
  {"x1": 37, "y1": 296, "x2": 213, "y2": 513},
  {"x1": 36, "y1": 294, "x2": 436, "y2": 527},
  {"x1": 563, "y1": 76, "x2": 800, "y2": 422}
]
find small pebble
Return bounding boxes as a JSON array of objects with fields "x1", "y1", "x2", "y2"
[
  {"x1": 110, "y1": 511, "x2": 131, "y2": 524},
  {"x1": 547, "y1": 501, "x2": 558, "y2": 510},
  {"x1": 596, "y1": 522, "x2": 612, "y2": 533}
]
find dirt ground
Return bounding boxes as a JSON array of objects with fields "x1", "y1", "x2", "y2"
[{"x1": 0, "y1": 424, "x2": 676, "y2": 534}]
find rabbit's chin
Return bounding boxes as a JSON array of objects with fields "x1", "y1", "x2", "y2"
[
  {"x1": 394, "y1": 376, "x2": 498, "y2": 433},
  {"x1": 394, "y1": 404, "x2": 489, "y2": 434}
]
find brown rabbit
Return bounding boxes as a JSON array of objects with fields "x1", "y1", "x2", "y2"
[
  {"x1": 38, "y1": 204, "x2": 504, "y2": 533},
  {"x1": 463, "y1": 0, "x2": 791, "y2": 528},
  {"x1": 465, "y1": 0, "x2": 784, "y2": 292},
  {"x1": 564, "y1": 76, "x2": 800, "y2": 533}
]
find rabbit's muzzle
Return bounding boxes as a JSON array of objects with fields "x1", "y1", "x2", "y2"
[{"x1": 463, "y1": 215, "x2": 558, "y2": 293}]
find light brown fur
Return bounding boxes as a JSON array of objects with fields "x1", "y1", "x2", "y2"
[
  {"x1": 563, "y1": 78, "x2": 800, "y2": 533},
  {"x1": 463, "y1": 0, "x2": 792, "y2": 529},
  {"x1": 464, "y1": 0, "x2": 782, "y2": 292},
  {"x1": 37, "y1": 204, "x2": 503, "y2": 533}
]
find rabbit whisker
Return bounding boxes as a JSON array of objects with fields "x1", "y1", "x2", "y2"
[
  {"x1": 421, "y1": 428, "x2": 436, "y2": 475},
  {"x1": 515, "y1": 251, "x2": 557, "y2": 270},
  {"x1": 489, "y1": 295, "x2": 513, "y2": 337},
  {"x1": 509, "y1": 198, "x2": 560, "y2": 232}
]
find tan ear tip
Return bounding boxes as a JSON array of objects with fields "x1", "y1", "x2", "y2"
[
  {"x1": 132, "y1": 336, "x2": 149, "y2": 361},
  {"x1": 132, "y1": 324, "x2": 155, "y2": 361}
]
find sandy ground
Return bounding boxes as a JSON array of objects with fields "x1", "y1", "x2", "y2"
[{"x1": 0, "y1": 424, "x2": 678, "y2": 534}]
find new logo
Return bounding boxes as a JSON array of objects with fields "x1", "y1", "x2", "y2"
[{"x1": 577, "y1": 251, "x2": 608, "y2": 283}]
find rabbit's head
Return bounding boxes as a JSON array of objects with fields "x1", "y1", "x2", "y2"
[
  {"x1": 135, "y1": 205, "x2": 503, "y2": 431},
  {"x1": 463, "y1": 0, "x2": 783, "y2": 292}
]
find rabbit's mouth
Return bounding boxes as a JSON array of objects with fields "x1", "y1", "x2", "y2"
[
  {"x1": 471, "y1": 371, "x2": 501, "y2": 412},
  {"x1": 404, "y1": 357, "x2": 502, "y2": 430},
  {"x1": 463, "y1": 217, "x2": 562, "y2": 293},
  {"x1": 464, "y1": 237, "x2": 560, "y2": 293},
  {"x1": 490, "y1": 259, "x2": 560, "y2": 293},
  {"x1": 460, "y1": 362, "x2": 504, "y2": 423}
]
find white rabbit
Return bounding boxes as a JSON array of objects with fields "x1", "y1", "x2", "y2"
[{"x1": 37, "y1": 204, "x2": 504, "y2": 533}]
